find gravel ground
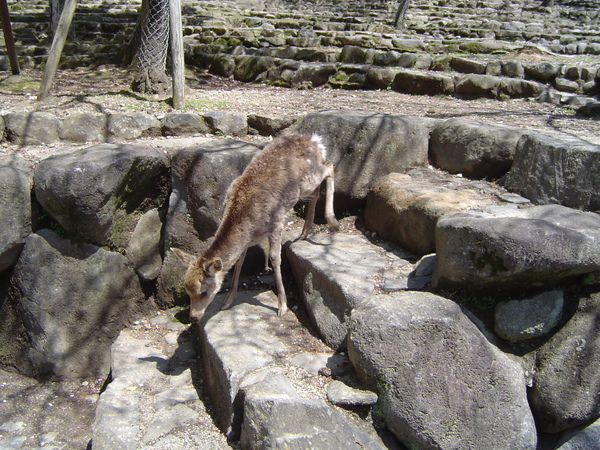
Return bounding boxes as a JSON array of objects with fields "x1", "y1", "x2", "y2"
[{"x1": 1, "y1": 66, "x2": 599, "y2": 163}]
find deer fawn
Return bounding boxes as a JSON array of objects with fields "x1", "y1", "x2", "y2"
[{"x1": 172, "y1": 133, "x2": 340, "y2": 321}]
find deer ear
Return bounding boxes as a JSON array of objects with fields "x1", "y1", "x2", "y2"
[
  {"x1": 171, "y1": 248, "x2": 197, "y2": 267},
  {"x1": 207, "y1": 258, "x2": 223, "y2": 275}
]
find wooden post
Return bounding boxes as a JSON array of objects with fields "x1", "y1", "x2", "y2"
[
  {"x1": 37, "y1": 0, "x2": 78, "y2": 101},
  {"x1": 169, "y1": 0, "x2": 185, "y2": 109},
  {"x1": 0, "y1": 0, "x2": 20, "y2": 75}
]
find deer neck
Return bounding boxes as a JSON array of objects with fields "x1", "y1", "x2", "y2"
[{"x1": 204, "y1": 225, "x2": 248, "y2": 270}]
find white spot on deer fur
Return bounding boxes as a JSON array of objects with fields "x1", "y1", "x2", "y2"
[{"x1": 311, "y1": 134, "x2": 327, "y2": 159}]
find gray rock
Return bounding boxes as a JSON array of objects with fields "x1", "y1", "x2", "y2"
[
  {"x1": 162, "y1": 113, "x2": 210, "y2": 136},
  {"x1": 414, "y1": 53, "x2": 433, "y2": 70},
  {"x1": 557, "y1": 417, "x2": 600, "y2": 449},
  {"x1": 4, "y1": 112, "x2": 59, "y2": 145},
  {"x1": 391, "y1": 69, "x2": 455, "y2": 96},
  {"x1": 240, "y1": 374, "x2": 385, "y2": 449},
  {"x1": 34, "y1": 144, "x2": 170, "y2": 249},
  {"x1": 501, "y1": 60, "x2": 525, "y2": 78},
  {"x1": 11, "y1": 229, "x2": 149, "y2": 379},
  {"x1": 499, "y1": 78, "x2": 545, "y2": 98},
  {"x1": 433, "y1": 205, "x2": 600, "y2": 292},
  {"x1": 0, "y1": 156, "x2": 33, "y2": 272},
  {"x1": 366, "y1": 67, "x2": 401, "y2": 89},
  {"x1": 339, "y1": 45, "x2": 370, "y2": 64},
  {"x1": 233, "y1": 55, "x2": 275, "y2": 82},
  {"x1": 458, "y1": 39, "x2": 504, "y2": 53},
  {"x1": 93, "y1": 324, "x2": 207, "y2": 449},
  {"x1": 60, "y1": 112, "x2": 107, "y2": 143},
  {"x1": 555, "y1": 77, "x2": 580, "y2": 93},
  {"x1": 286, "y1": 232, "x2": 411, "y2": 349},
  {"x1": 247, "y1": 114, "x2": 299, "y2": 136},
  {"x1": 450, "y1": 56, "x2": 487, "y2": 74},
  {"x1": 455, "y1": 74, "x2": 501, "y2": 99},
  {"x1": 108, "y1": 112, "x2": 161, "y2": 141},
  {"x1": 430, "y1": 118, "x2": 528, "y2": 179},
  {"x1": 347, "y1": 291, "x2": 537, "y2": 449},
  {"x1": 198, "y1": 291, "x2": 287, "y2": 435},
  {"x1": 504, "y1": 132, "x2": 600, "y2": 210},
  {"x1": 373, "y1": 50, "x2": 402, "y2": 66},
  {"x1": 364, "y1": 170, "x2": 497, "y2": 256},
  {"x1": 524, "y1": 61, "x2": 560, "y2": 81},
  {"x1": 529, "y1": 292, "x2": 600, "y2": 433},
  {"x1": 203, "y1": 111, "x2": 248, "y2": 137},
  {"x1": 288, "y1": 352, "x2": 351, "y2": 377},
  {"x1": 126, "y1": 208, "x2": 165, "y2": 281},
  {"x1": 0, "y1": 436, "x2": 26, "y2": 449},
  {"x1": 210, "y1": 53, "x2": 236, "y2": 78},
  {"x1": 291, "y1": 63, "x2": 338, "y2": 88},
  {"x1": 327, "y1": 380, "x2": 378, "y2": 406},
  {"x1": 295, "y1": 110, "x2": 429, "y2": 208},
  {"x1": 495, "y1": 290, "x2": 564, "y2": 342}
]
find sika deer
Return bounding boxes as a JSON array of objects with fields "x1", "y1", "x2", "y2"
[{"x1": 172, "y1": 133, "x2": 340, "y2": 321}]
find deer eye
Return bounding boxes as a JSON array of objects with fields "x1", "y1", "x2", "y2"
[{"x1": 199, "y1": 292, "x2": 208, "y2": 300}]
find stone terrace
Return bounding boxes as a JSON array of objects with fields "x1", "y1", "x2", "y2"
[{"x1": 1, "y1": 0, "x2": 599, "y2": 99}]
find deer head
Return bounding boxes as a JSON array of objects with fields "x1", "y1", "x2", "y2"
[{"x1": 172, "y1": 248, "x2": 227, "y2": 320}]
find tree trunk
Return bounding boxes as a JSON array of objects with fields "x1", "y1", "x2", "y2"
[
  {"x1": 394, "y1": 0, "x2": 411, "y2": 28},
  {"x1": 129, "y1": 0, "x2": 171, "y2": 95},
  {"x1": 49, "y1": 0, "x2": 66, "y2": 35}
]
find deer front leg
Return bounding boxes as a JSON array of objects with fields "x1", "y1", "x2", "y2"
[
  {"x1": 299, "y1": 186, "x2": 320, "y2": 240},
  {"x1": 222, "y1": 248, "x2": 248, "y2": 310},
  {"x1": 324, "y1": 163, "x2": 340, "y2": 231},
  {"x1": 269, "y1": 230, "x2": 288, "y2": 317}
]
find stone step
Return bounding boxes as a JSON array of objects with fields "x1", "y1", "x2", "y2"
[{"x1": 92, "y1": 292, "x2": 388, "y2": 447}]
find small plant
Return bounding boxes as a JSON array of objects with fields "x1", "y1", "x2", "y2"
[
  {"x1": 442, "y1": 288, "x2": 497, "y2": 310},
  {"x1": 294, "y1": 203, "x2": 307, "y2": 217}
]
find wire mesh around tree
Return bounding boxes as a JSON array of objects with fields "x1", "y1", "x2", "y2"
[{"x1": 131, "y1": 0, "x2": 170, "y2": 76}]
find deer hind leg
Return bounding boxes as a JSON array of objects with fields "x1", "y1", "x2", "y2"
[
  {"x1": 299, "y1": 185, "x2": 320, "y2": 240},
  {"x1": 269, "y1": 229, "x2": 288, "y2": 317},
  {"x1": 222, "y1": 248, "x2": 248, "y2": 310}
]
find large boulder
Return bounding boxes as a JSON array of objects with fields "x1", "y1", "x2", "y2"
[
  {"x1": 529, "y1": 292, "x2": 600, "y2": 433},
  {"x1": 294, "y1": 110, "x2": 431, "y2": 209},
  {"x1": 157, "y1": 139, "x2": 259, "y2": 307},
  {"x1": 430, "y1": 118, "x2": 529, "y2": 179},
  {"x1": 504, "y1": 133, "x2": 600, "y2": 211},
  {"x1": 364, "y1": 169, "x2": 501, "y2": 256},
  {"x1": 347, "y1": 291, "x2": 537, "y2": 449},
  {"x1": 433, "y1": 205, "x2": 600, "y2": 293},
  {"x1": 8, "y1": 229, "x2": 150, "y2": 380},
  {"x1": 0, "y1": 156, "x2": 33, "y2": 272},
  {"x1": 33, "y1": 144, "x2": 170, "y2": 249}
]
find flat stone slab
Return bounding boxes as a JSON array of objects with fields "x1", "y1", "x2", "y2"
[
  {"x1": 198, "y1": 289, "x2": 381, "y2": 440},
  {"x1": 286, "y1": 232, "x2": 415, "y2": 349},
  {"x1": 92, "y1": 313, "x2": 229, "y2": 449},
  {"x1": 364, "y1": 166, "x2": 509, "y2": 256}
]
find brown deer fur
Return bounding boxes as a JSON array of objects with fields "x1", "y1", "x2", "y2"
[{"x1": 172, "y1": 133, "x2": 340, "y2": 320}]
